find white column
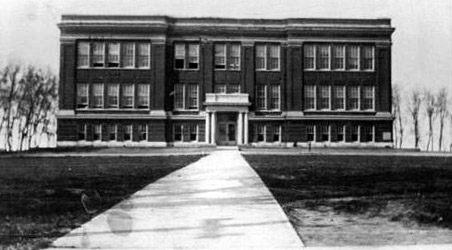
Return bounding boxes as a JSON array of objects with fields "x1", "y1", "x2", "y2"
[
  {"x1": 205, "y1": 112, "x2": 210, "y2": 144},
  {"x1": 244, "y1": 112, "x2": 249, "y2": 144},
  {"x1": 237, "y1": 112, "x2": 243, "y2": 145},
  {"x1": 211, "y1": 112, "x2": 216, "y2": 145}
]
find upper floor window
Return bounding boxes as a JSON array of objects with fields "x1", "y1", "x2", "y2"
[
  {"x1": 256, "y1": 44, "x2": 280, "y2": 71},
  {"x1": 255, "y1": 85, "x2": 267, "y2": 110},
  {"x1": 121, "y1": 84, "x2": 134, "y2": 109},
  {"x1": 332, "y1": 45, "x2": 345, "y2": 70},
  {"x1": 214, "y1": 43, "x2": 241, "y2": 70},
  {"x1": 77, "y1": 42, "x2": 90, "y2": 67},
  {"x1": 107, "y1": 43, "x2": 120, "y2": 68},
  {"x1": 76, "y1": 83, "x2": 89, "y2": 109},
  {"x1": 363, "y1": 86, "x2": 375, "y2": 110},
  {"x1": 123, "y1": 43, "x2": 135, "y2": 68},
  {"x1": 92, "y1": 42, "x2": 105, "y2": 67},
  {"x1": 347, "y1": 46, "x2": 360, "y2": 70},
  {"x1": 319, "y1": 85, "x2": 331, "y2": 110},
  {"x1": 304, "y1": 45, "x2": 315, "y2": 70},
  {"x1": 362, "y1": 46, "x2": 374, "y2": 70},
  {"x1": 269, "y1": 85, "x2": 280, "y2": 110},
  {"x1": 348, "y1": 86, "x2": 360, "y2": 110},
  {"x1": 304, "y1": 85, "x2": 316, "y2": 110},
  {"x1": 334, "y1": 86, "x2": 345, "y2": 110},
  {"x1": 318, "y1": 45, "x2": 330, "y2": 70},
  {"x1": 174, "y1": 83, "x2": 198, "y2": 110},
  {"x1": 304, "y1": 44, "x2": 373, "y2": 71},
  {"x1": 92, "y1": 84, "x2": 104, "y2": 108},
  {"x1": 137, "y1": 84, "x2": 150, "y2": 109},
  {"x1": 174, "y1": 43, "x2": 199, "y2": 70},
  {"x1": 188, "y1": 84, "x2": 199, "y2": 110},
  {"x1": 137, "y1": 43, "x2": 150, "y2": 68},
  {"x1": 215, "y1": 83, "x2": 240, "y2": 94},
  {"x1": 107, "y1": 84, "x2": 119, "y2": 108}
]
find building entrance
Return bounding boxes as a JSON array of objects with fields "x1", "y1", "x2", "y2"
[{"x1": 216, "y1": 113, "x2": 237, "y2": 146}]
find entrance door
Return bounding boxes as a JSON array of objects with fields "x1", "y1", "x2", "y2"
[{"x1": 216, "y1": 113, "x2": 237, "y2": 146}]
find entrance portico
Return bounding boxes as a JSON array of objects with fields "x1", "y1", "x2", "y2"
[{"x1": 204, "y1": 93, "x2": 250, "y2": 145}]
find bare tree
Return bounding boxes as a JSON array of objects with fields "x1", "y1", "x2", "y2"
[
  {"x1": 424, "y1": 90, "x2": 436, "y2": 151},
  {"x1": 392, "y1": 85, "x2": 403, "y2": 148},
  {"x1": 436, "y1": 88, "x2": 448, "y2": 151},
  {"x1": 0, "y1": 65, "x2": 21, "y2": 151},
  {"x1": 408, "y1": 89, "x2": 422, "y2": 149}
]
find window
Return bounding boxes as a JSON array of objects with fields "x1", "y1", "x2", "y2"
[
  {"x1": 107, "y1": 43, "x2": 120, "y2": 67},
  {"x1": 123, "y1": 43, "x2": 135, "y2": 68},
  {"x1": 332, "y1": 45, "x2": 345, "y2": 70},
  {"x1": 189, "y1": 124, "x2": 197, "y2": 141},
  {"x1": 334, "y1": 86, "x2": 345, "y2": 110},
  {"x1": 121, "y1": 84, "x2": 134, "y2": 109},
  {"x1": 318, "y1": 45, "x2": 330, "y2": 69},
  {"x1": 174, "y1": 43, "x2": 199, "y2": 69},
  {"x1": 257, "y1": 124, "x2": 266, "y2": 142},
  {"x1": 137, "y1": 84, "x2": 149, "y2": 109},
  {"x1": 93, "y1": 124, "x2": 102, "y2": 141},
  {"x1": 215, "y1": 84, "x2": 227, "y2": 94},
  {"x1": 124, "y1": 125, "x2": 132, "y2": 141},
  {"x1": 304, "y1": 45, "x2": 315, "y2": 69},
  {"x1": 174, "y1": 84, "x2": 185, "y2": 109},
  {"x1": 92, "y1": 84, "x2": 104, "y2": 108},
  {"x1": 214, "y1": 43, "x2": 241, "y2": 70},
  {"x1": 174, "y1": 124, "x2": 183, "y2": 142},
  {"x1": 306, "y1": 125, "x2": 315, "y2": 142},
  {"x1": 349, "y1": 86, "x2": 360, "y2": 110},
  {"x1": 337, "y1": 126, "x2": 345, "y2": 142},
  {"x1": 138, "y1": 124, "x2": 147, "y2": 141},
  {"x1": 107, "y1": 84, "x2": 119, "y2": 108},
  {"x1": 214, "y1": 44, "x2": 226, "y2": 69},
  {"x1": 188, "y1": 84, "x2": 199, "y2": 109},
  {"x1": 256, "y1": 85, "x2": 267, "y2": 110},
  {"x1": 92, "y1": 42, "x2": 105, "y2": 67},
  {"x1": 362, "y1": 46, "x2": 374, "y2": 70},
  {"x1": 76, "y1": 83, "x2": 89, "y2": 109},
  {"x1": 273, "y1": 125, "x2": 281, "y2": 142},
  {"x1": 229, "y1": 44, "x2": 240, "y2": 70},
  {"x1": 108, "y1": 124, "x2": 117, "y2": 141},
  {"x1": 351, "y1": 125, "x2": 360, "y2": 142},
  {"x1": 256, "y1": 44, "x2": 280, "y2": 70},
  {"x1": 347, "y1": 45, "x2": 359, "y2": 70},
  {"x1": 363, "y1": 86, "x2": 375, "y2": 110},
  {"x1": 321, "y1": 125, "x2": 330, "y2": 142},
  {"x1": 365, "y1": 126, "x2": 374, "y2": 142},
  {"x1": 137, "y1": 43, "x2": 150, "y2": 68},
  {"x1": 304, "y1": 85, "x2": 316, "y2": 110},
  {"x1": 216, "y1": 83, "x2": 240, "y2": 94},
  {"x1": 269, "y1": 85, "x2": 280, "y2": 110},
  {"x1": 77, "y1": 124, "x2": 86, "y2": 141},
  {"x1": 77, "y1": 42, "x2": 89, "y2": 67},
  {"x1": 319, "y1": 86, "x2": 331, "y2": 110}
]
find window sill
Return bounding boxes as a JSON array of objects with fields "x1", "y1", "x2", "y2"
[
  {"x1": 255, "y1": 69, "x2": 280, "y2": 72},
  {"x1": 173, "y1": 68, "x2": 200, "y2": 71},
  {"x1": 77, "y1": 67, "x2": 151, "y2": 70},
  {"x1": 214, "y1": 68, "x2": 241, "y2": 72}
]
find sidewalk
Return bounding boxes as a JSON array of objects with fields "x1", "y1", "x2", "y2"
[{"x1": 47, "y1": 150, "x2": 303, "y2": 249}]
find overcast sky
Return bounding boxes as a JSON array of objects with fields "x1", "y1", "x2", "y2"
[{"x1": 1, "y1": 0, "x2": 451, "y2": 91}]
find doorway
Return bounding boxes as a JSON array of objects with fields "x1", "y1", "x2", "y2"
[{"x1": 216, "y1": 113, "x2": 237, "y2": 146}]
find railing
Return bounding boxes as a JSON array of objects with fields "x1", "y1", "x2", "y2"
[{"x1": 205, "y1": 93, "x2": 250, "y2": 105}]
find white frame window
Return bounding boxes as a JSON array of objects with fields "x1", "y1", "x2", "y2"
[
  {"x1": 319, "y1": 85, "x2": 331, "y2": 110},
  {"x1": 349, "y1": 86, "x2": 360, "y2": 110},
  {"x1": 92, "y1": 83, "x2": 104, "y2": 108},
  {"x1": 77, "y1": 124, "x2": 87, "y2": 141},
  {"x1": 137, "y1": 84, "x2": 150, "y2": 109},
  {"x1": 92, "y1": 42, "x2": 105, "y2": 67},
  {"x1": 174, "y1": 43, "x2": 186, "y2": 69},
  {"x1": 332, "y1": 45, "x2": 345, "y2": 70},
  {"x1": 174, "y1": 84, "x2": 185, "y2": 110},
  {"x1": 257, "y1": 124, "x2": 266, "y2": 142},
  {"x1": 108, "y1": 124, "x2": 117, "y2": 141},
  {"x1": 337, "y1": 125, "x2": 345, "y2": 142},
  {"x1": 321, "y1": 125, "x2": 330, "y2": 142},
  {"x1": 138, "y1": 124, "x2": 148, "y2": 141},
  {"x1": 334, "y1": 86, "x2": 345, "y2": 110},
  {"x1": 107, "y1": 84, "x2": 119, "y2": 108},
  {"x1": 255, "y1": 45, "x2": 266, "y2": 70},
  {"x1": 188, "y1": 44, "x2": 199, "y2": 69},
  {"x1": 269, "y1": 84, "x2": 280, "y2": 110},
  {"x1": 216, "y1": 83, "x2": 240, "y2": 94},
  {"x1": 229, "y1": 44, "x2": 241, "y2": 70},
  {"x1": 77, "y1": 42, "x2": 90, "y2": 68},
  {"x1": 304, "y1": 45, "x2": 316, "y2": 70},
  {"x1": 93, "y1": 124, "x2": 102, "y2": 141},
  {"x1": 214, "y1": 43, "x2": 241, "y2": 70},
  {"x1": 189, "y1": 124, "x2": 198, "y2": 142},
  {"x1": 121, "y1": 84, "x2": 134, "y2": 109},
  {"x1": 306, "y1": 125, "x2": 315, "y2": 142},
  {"x1": 363, "y1": 86, "x2": 375, "y2": 110},
  {"x1": 318, "y1": 45, "x2": 330, "y2": 70},
  {"x1": 174, "y1": 43, "x2": 199, "y2": 70},
  {"x1": 365, "y1": 125, "x2": 375, "y2": 142},
  {"x1": 347, "y1": 45, "x2": 360, "y2": 70},
  {"x1": 137, "y1": 43, "x2": 151, "y2": 68},
  {"x1": 362, "y1": 46, "x2": 374, "y2": 71},
  {"x1": 123, "y1": 42, "x2": 135, "y2": 68},
  {"x1": 107, "y1": 43, "x2": 120, "y2": 68},
  {"x1": 256, "y1": 44, "x2": 280, "y2": 71},
  {"x1": 273, "y1": 125, "x2": 281, "y2": 142},
  {"x1": 215, "y1": 83, "x2": 227, "y2": 94},
  {"x1": 124, "y1": 124, "x2": 133, "y2": 141},
  {"x1": 187, "y1": 84, "x2": 199, "y2": 110},
  {"x1": 304, "y1": 85, "x2": 316, "y2": 110},
  {"x1": 174, "y1": 124, "x2": 183, "y2": 142},
  {"x1": 76, "y1": 83, "x2": 89, "y2": 109},
  {"x1": 214, "y1": 43, "x2": 227, "y2": 69},
  {"x1": 256, "y1": 85, "x2": 267, "y2": 110},
  {"x1": 351, "y1": 125, "x2": 360, "y2": 142}
]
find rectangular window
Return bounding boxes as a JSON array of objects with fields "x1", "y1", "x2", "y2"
[
  {"x1": 273, "y1": 125, "x2": 281, "y2": 142},
  {"x1": 363, "y1": 86, "x2": 375, "y2": 110},
  {"x1": 138, "y1": 124, "x2": 147, "y2": 141},
  {"x1": 121, "y1": 84, "x2": 134, "y2": 109},
  {"x1": 107, "y1": 43, "x2": 120, "y2": 67},
  {"x1": 137, "y1": 84, "x2": 150, "y2": 109},
  {"x1": 319, "y1": 86, "x2": 331, "y2": 110},
  {"x1": 174, "y1": 124, "x2": 183, "y2": 142},
  {"x1": 92, "y1": 84, "x2": 103, "y2": 108},
  {"x1": 214, "y1": 44, "x2": 226, "y2": 69},
  {"x1": 188, "y1": 84, "x2": 199, "y2": 109},
  {"x1": 334, "y1": 86, "x2": 345, "y2": 110},
  {"x1": 256, "y1": 85, "x2": 267, "y2": 110},
  {"x1": 337, "y1": 126, "x2": 345, "y2": 142},
  {"x1": 77, "y1": 42, "x2": 89, "y2": 67},
  {"x1": 332, "y1": 45, "x2": 345, "y2": 70},
  {"x1": 189, "y1": 124, "x2": 197, "y2": 141},
  {"x1": 269, "y1": 85, "x2": 280, "y2": 110},
  {"x1": 229, "y1": 44, "x2": 240, "y2": 70},
  {"x1": 257, "y1": 124, "x2": 266, "y2": 142},
  {"x1": 174, "y1": 43, "x2": 186, "y2": 69},
  {"x1": 137, "y1": 43, "x2": 150, "y2": 68},
  {"x1": 304, "y1": 45, "x2": 315, "y2": 69},
  {"x1": 304, "y1": 85, "x2": 316, "y2": 110},
  {"x1": 188, "y1": 44, "x2": 199, "y2": 69},
  {"x1": 321, "y1": 125, "x2": 330, "y2": 142},
  {"x1": 107, "y1": 84, "x2": 119, "y2": 108},
  {"x1": 124, "y1": 125, "x2": 132, "y2": 141},
  {"x1": 256, "y1": 45, "x2": 266, "y2": 70},
  {"x1": 215, "y1": 83, "x2": 227, "y2": 94},
  {"x1": 318, "y1": 45, "x2": 330, "y2": 69},
  {"x1": 349, "y1": 86, "x2": 360, "y2": 110},
  {"x1": 77, "y1": 124, "x2": 86, "y2": 140},
  {"x1": 365, "y1": 126, "x2": 374, "y2": 142},
  {"x1": 362, "y1": 46, "x2": 374, "y2": 70},
  {"x1": 92, "y1": 42, "x2": 105, "y2": 67},
  {"x1": 174, "y1": 43, "x2": 199, "y2": 69},
  {"x1": 306, "y1": 125, "x2": 315, "y2": 142},
  {"x1": 347, "y1": 45, "x2": 359, "y2": 70},
  {"x1": 227, "y1": 83, "x2": 240, "y2": 93},
  {"x1": 351, "y1": 125, "x2": 360, "y2": 142},
  {"x1": 123, "y1": 43, "x2": 135, "y2": 68},
  {"x1": 174, "y1": 84, "x2": 185, "y2": 109},
  {"x1": 76, "y1": 83, "x2": 89, "y2": 109},
  {"x1": 93, "y1": 124, "x2": 102, "y2": 141},
  {"x1": 108, "y1": 124, "x2": 117, "y2": 141},
  {"x1": 268, "y1": 45, "x2": 280, "y2": 70}
]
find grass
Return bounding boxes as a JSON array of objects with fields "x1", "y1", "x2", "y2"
[
  {"x1": 244, "y1": 154, "x2": 452, "y2": 246},
  {"x1": 0, "y1": 155, "x2": 202, "y2": 250}
]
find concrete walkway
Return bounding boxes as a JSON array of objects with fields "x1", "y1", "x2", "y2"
[{"x1": 48, "y1": 150, "x2": 304, "y2": 249}]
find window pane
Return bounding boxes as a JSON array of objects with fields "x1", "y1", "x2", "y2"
[
  {"x1": 229, "y1": 44, "x2": 240, "y2": 69},
  {"x1": 349, "y1": 86, "x2": 360, "y2": 110},
  {"x1": 334, "y1": 86, "x2": 345, "y2": 110},
  {"x1": 175, "y1": 43, "x2": 185, "y2": 69},
  {"x1": 362, "y1": 46, "x2": 374, "y2": 70},
  {"x1": 124, "y1": 125, "x2": 132, "y2": 141},
  {"x1": 304, "y1": 45, "x2": 315, "y2": 69},
  {"x1": 227, "y1": 83, "x2": 240, "y2": 94},
  {"x1": 138, "y1": 124, "x2": 147, "y2": 141},
  {"x1": 268, "y1": 45, "x2": 280, "y2": 70},
  {"x1": 257, "y1": 125, "x2": 265, "y2": 142},
  {"x1": 188, "y1": 84, "x2": 198, "y2": 109},
  {"x1": 107, "y1": 84, "x2": 119, "y2": 108},
  {"x1": 337, "y1": 126, "x2": 345, "y2": 141},
  {"x1": 352, "y1": 125, "x2": 359, "y2": 142},
  {"x1": 214, "y1": 44, "x2": 226, "y2": 69},
  {"x1": 107, "y1": 43, "x2": 120, "y2": 67},
  {"x1": 77, "y1": 42, "x2": 89, "y2": 67},
  {"x1": 270, "y1": 85, "x2": 280, "y2": 110},
  {"x1": 123, "y1": 43, "x2": 135, "y2": 68},
  {"x1": 363, "y1": 86, "x2": 374, "y2": 110},
  {"x1": 77, "y1": 124, "x2": 86, "y2": 140},
  {"x1": 332, "y1": 45, "x2": 344, "y2": 70},
  {"x1": 215, "y1": 84, "x2": 226, "y2": 93},
  {"x1": 174, "y1": 124, "x2": 183, "y2": 141},
  {"x1": 273, "y1": 125, "x2": 280, "y2": 142},
  {"x1": 256, "y1": 45, "x2": 266, "y2": 70},
  {"x1": 108, "y1": 125, "x2": 117, "y2": 141},
  {"x1": 304, "y1": 85, "x2": 316, "y2": 110},
  {"x1": 306, "y1": 125, "x2": 315, "y2": 142},
  {"x1": 321, "y1": 125, "x2": 329, "y2": 141},
  {"x1": 76, "y1": 83, "x2": 89, "y2": 109},
  {"x1": 188, "y1": 44, "x2": 199, "y2": 69},
  {"x1": 92, "y1": 84, "x2": 103, "y2": 108},
  {"x1": 256, "y1": 85, "x2": 266, "y2": 110},
  {"x1": 190, "y1": 124, "x2": 197, "y2": 141},
  {"x1": 137, "y1": 84, "x2": 149, "y2": 108},
  {"x1": 318, "y1": 45, "x2": 330, "y2": 69},
  {"x1": 174, "y1": 84, "x2": 184, "y2": 109},
  {"x1": 347, "y1": 45, "x2": 359, "y2": 70},
  {"x1": 93, "y1": 124, "x2": 102, "y2": 141},
  {"x1": 319, "y1": 86, "x2": 330, "y2": 110},
  {"x1": 138, "y1": 43, "x2": 150, "y2": 68},
  {"x1": 93, "y1": 42, "x2": 105, "y2": 67},
  {"x1": 121, "y1": 84, "x2": 134, "y2": 108}
]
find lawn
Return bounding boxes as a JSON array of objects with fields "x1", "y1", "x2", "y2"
[
  {"x1": 0, "y1": 155, "x2": 202, "y2": 250},
  {"x1": 244, "y1": 154, "x2": 452, "y2": 246}
]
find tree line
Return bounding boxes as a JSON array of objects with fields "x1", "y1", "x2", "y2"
[{"x1": 0, "y1": 65, "x2": 58, "y2": 152}]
